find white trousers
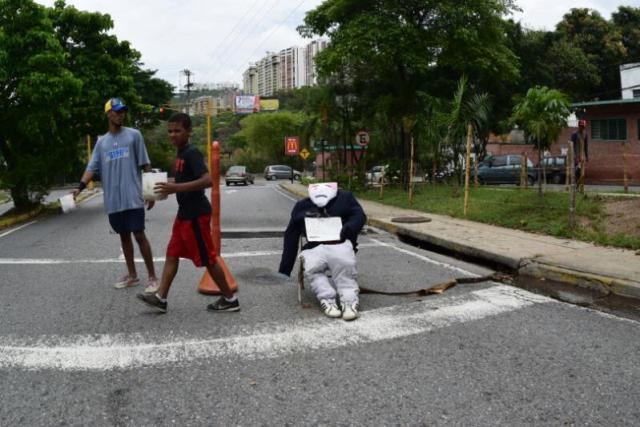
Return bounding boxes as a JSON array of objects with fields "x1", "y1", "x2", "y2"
[{"x1": 300, "y1": 241, "x2": 359, "y2": 304}]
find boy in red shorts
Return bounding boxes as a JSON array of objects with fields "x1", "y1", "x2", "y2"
[{"x1": 136, "y1": 113, "x2": 238, "y2": 313}]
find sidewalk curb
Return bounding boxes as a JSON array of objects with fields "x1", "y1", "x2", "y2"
[
  {"x1": 519, "y1": 261, "x2": 640, "y2": 300},
  {"x1": 0, "y1": 189, "x2": 100, "y2": 230},
  {"x1": 0, "y1": 205, "x2": 43, "y2": 228},
  {"x1": 278, "y1": 183, "x2": 640, "y2": 302}
]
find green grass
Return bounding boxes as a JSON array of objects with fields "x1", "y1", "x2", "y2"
[
  {"x1": 354, "y1": 184, "x2": 640, "y2": 250},
  {"x1": 0, "y1": 191, "x2": 9, "y2": 204}
]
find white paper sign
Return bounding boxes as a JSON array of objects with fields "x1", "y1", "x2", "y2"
[{"x1": 304, "y1": 217, "x2": 342, "y2": 242}]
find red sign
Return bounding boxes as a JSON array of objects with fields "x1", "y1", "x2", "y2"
[
  {"x1": 284, "y1": 136, "x2": 299, "y2": 156},
  {"x1": 356, "y1": 130, "x2": 370, "y2": 146}
]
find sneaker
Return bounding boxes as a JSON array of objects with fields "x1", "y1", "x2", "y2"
[
  {"x1": 136, "y1": 293, "x2": 167, "y2": 313},
  {"x1": 144, "y1": 277, "x2": 159, "y2": 293},
  {"x1": 114, "y1": 275, "x2": 140, "y2": 289},
  {"x1": 341, "y1": 301, "x2": 359, "y2": 321},
  {"x1": 207, "y1": 297, "x2": 240, "y2": 312},
  {"x1": 319, "y1": 298, "x2": 341, "y2": 318}
]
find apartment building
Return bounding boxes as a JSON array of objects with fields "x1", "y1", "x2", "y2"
[
  {"x1": 242, "y1": 39, "x2": 328, "y2": 96},
  {"x1": 242, "y1": 65, "x2": 258, "y2": 95},
  {"x1": 256, "y1": 52, "x2": 280, "y2": 97},
  {"x1": 278, "y1": 46, "x2": 306, "y2": 91},
  {"x1": 304, "y1": 39, "x2": 328, "y2": 86}
]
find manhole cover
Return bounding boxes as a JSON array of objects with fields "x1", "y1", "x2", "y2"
[{"x1": 391, "y1": 216, "x2": 432, "y2": 224}]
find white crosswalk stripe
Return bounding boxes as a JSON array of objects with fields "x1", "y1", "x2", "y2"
[{"x1": 0, "y1": 285, "x2": 553, "y2": 371}]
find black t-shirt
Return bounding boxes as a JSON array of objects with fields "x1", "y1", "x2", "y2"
[{"x1": 174, "y1": 144, "x2": 211, "y2": 219}]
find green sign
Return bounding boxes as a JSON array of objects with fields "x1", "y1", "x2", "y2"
[{"x1": 311, "y1": 140, "x2": 367, "y2": 152}]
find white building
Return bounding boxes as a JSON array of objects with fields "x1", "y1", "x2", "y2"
[
  {"x1": 620, "y1": 63, "x2": 640, "y2": 99},
  {"x1": 242, "y1": 39, "x2": 328, "y2": 96},
  {"x1": 256, "y1": 52, "x2": 280, "y2": 97},
  {"x1": 278, "y1": 46, "x2": 307, "y2": 91},
  {"x1": 304, "y1": 39, "x2": 328, "y2": 86}
]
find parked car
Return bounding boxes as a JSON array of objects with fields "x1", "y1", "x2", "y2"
[
  {"x1": 475, "y1": 154, "x2": 536, "y2": 185},
  {"x1": 264, "y1": 165, "x2": 301, "y2": 180},
  {"x1": 366, "y1": 165, "x2": 387, "y2": 183},
  {"x1": 225, "y1": 165, "x2": 254, "y2": 186},
  {"x1": 541, "y1": 155, "x2": 567, "y2": 184},
  {"x1": 366, "y1": 165, "x2": 400, "y2": 184}
]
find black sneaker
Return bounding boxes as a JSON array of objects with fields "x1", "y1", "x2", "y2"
[
  {"x1": 136, "y1": 293, "x2": 167, "y2": 313},
  {"x1": 207, "y1": 297, "x2": 240, "y2": 312}
]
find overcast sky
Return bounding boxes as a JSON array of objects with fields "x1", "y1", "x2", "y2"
[{"x1": 35, "y1": 0, "x2": 639, "y2": 90}]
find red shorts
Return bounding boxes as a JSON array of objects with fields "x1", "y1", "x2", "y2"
[{"x1": 166, "y1": 214, "x2": 218, "y2": 267}]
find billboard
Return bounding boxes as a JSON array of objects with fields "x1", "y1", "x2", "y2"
[
  {"x1": 235, "y1": 95, "x2": 260, "y2": 114},
  {"x1": 259, "y1": 99, "x2": 280, "y2": 111}
]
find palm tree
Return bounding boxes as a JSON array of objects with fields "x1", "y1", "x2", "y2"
[
  {"x1": 511, "y1": 86, "x2": 571, "y2": 195},
  {"x1": 441, "y1": 76, "x2": 491, "y2": 192}
]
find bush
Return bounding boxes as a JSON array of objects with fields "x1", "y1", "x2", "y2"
[{"x1": 300, "y1": 176, "x2": 316, "y2": 186}]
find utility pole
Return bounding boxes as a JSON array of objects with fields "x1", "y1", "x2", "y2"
[{"x1": 181, "y1": 69, "x2": 194, "y2": 110}]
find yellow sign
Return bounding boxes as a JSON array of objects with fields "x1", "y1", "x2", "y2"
[
  {"x1": 260, "y1": 99, "x2": 279, "y2": 111},
  {"x1": 299, "y1": 148, "x2": 311, "y2": 160}
]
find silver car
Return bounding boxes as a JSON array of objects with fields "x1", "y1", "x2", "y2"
[
  {"x1": 225, "y1": 165, "x2": 254, "y2": 186},
  {"x1": 264, "y1": 165, "x2": 301, "y2": 180}
]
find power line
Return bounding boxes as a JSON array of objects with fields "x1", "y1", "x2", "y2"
[
  {"x1": 208, "y1": 0, "x2": 310, "y2": 84},
  {"x1": 205, "y1": 0, "x2": 282, "y2": 80},
  {"x1": 208, "y1": 0, "x2": 263, "y2": 58}
]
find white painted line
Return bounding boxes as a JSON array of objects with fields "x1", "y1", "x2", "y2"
[
  {"x1": 0, "y1": 285, "x2": 553, "y2": 371},
  {"x1": 273, "y1": 186, "x2": 299, "y2": 202},
  {"x1": 0, "y1": 244, "x2": 384, "y2": 265},
  {"x1": 0, "y1": 221, "x2": 38, "y2": 239},
  {"x1": 368, "y1": 237, "x2": 478, "y2": 277}
]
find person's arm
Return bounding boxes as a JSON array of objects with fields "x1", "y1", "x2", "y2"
[
  {"x1": 135, "y1": 129, "x2": 151, "y2": 170},
  {"x1": 72, "y1": 170, "x2": 95, "y2": 199},
  {"x1": 278, "y1": 203, "x2": 304, "y2": 277},
  {"x1": 339, "y1": 192, "x2": 367, "y2": 241},
  {"x1": 584, "y1": 135, "x2": 589, "y2": 161},
  {"x1": 73, "y1": 140, "x2": 100, "y2": 199},
  {"x1": 154, "y1": 172, "x2": 211, "y2": 197},
  {"x1": 154, "y1": 146, "x2": 210, "y2": 196}
]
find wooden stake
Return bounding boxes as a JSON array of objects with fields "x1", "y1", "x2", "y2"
[
  {"x1": 464, "y1": 124, "x2": 473, "y2": 216},
  {"x1": 408, "y1": 136, "x2": 415, "y2": 206},
  {"x1": 568, "y1": 142, "x2": 576, "y2": 229}
]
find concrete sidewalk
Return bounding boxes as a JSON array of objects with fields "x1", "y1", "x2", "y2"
[{"x1": 280, "y1": 182, "x2": 640, "y2": 300}]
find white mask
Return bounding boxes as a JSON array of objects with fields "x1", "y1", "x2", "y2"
[{"x1": 308, "y1": 182, "x2": 338, "y2": 208}]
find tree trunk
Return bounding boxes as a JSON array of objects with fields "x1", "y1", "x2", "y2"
[{"x1": 537, "y1": 149, "x2": 542, "y2": 196}]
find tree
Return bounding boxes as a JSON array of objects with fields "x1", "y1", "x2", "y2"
[
  {"x1": 612, "y1": 6, "x2": 640, "y2": 62},
  {"x1": 511, "y1": 87, "x2": 571, "y2": 195},
  {"x1": 236, "y1": 112, "x2": 315, "y2": 169},
  {"x1": 0, "y1": 0, "x2": 173, "y2": 209},
  {"x1": 299, "y1": 0, "x2": 519, "y2": 184},
  {"x1": 441, "y1": 77, "x2": 490, "y2": 189},
  {"x1": 0, "y1": 0, "x2": 82, "y2": 210},
  {"x1": 556, "y1": 8, "x2": 626, "y2": 100}
]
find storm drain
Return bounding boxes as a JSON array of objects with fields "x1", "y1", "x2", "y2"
[{"x1": 391, "y1": 216, "x2": 432, "y2": 224}]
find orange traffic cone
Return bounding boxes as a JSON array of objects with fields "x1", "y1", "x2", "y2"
[
  {"x1": 198, "y1": 256, "x2": 238, "y2": 294},
  {"x1": 198, "y1": 140, "x2": 239, "y2": 295}
]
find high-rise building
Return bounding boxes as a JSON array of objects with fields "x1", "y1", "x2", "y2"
[
  {"x1": 256, "y1": 52, "x2": 280, "y2": 97},
  {"x1": 278, "y1": 46, "x2": 307, "y2": 91},
  {"x1": 242, "y1": 65, "x2": 258, "y2": 95},
  {"x1": 305, "y1": 39, "x2": 328, "y2": 86},
  {"x1": 242, "y1": 39, "x2": 328, "y2": 97}
]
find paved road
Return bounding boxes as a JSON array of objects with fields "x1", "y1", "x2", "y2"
[{"x1": 1, "y1": 179, "x2": 639, "y2": 425}]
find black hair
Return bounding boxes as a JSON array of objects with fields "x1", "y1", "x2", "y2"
[{"x1": 168, "y1": 112, "x2": 192, "y2": 130}]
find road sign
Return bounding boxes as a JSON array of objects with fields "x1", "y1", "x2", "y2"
[
  {"x1": 284, "y1": 136, "x2": 299, "y2": 156},
  {"x1": 356, "y1": 131, "x2": 370, "y2": 146},
  {"x1": 299, "y1": 148, "x2": 311, "y2": 160}
]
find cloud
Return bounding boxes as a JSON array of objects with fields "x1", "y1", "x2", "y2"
[
  {"x1": 510, "y1": 0, "x2": 639, "y2": 31},
  {"x1": 34, "y1": 0, "x2": 640, "y2": 89}
]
